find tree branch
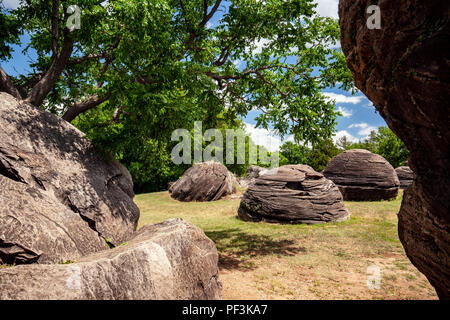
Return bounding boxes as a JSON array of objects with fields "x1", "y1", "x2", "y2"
[
  {"x1": 51, "y1": 0, "x2": 60, "y2": 55},
  {"x1": 0, "y1": 66, "x2": 21, "y2": 99},
  {"x1": 62, "y1": 92, "x2": 111, "y2": 122},
  {"x1": 25, "y1": 2, "x2": 75, "y2": 107},
  {"x1": 199, "y1": 0, "x2": 222, "y2": 28}
]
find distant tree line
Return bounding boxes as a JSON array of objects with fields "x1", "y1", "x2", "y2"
[{"x1": 279, "y1": 126, "x2": 410, "y2": 172}]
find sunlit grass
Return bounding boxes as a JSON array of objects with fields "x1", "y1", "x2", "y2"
[{"x1": 135, "y1": 190, "x2": 436, "y2": 300}]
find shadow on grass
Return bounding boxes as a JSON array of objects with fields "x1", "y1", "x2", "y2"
[{"x1": 205, "y1": 228, "x2": 306, "y2": 271}]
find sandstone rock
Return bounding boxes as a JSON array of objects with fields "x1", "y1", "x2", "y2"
[
  {"x1": 169, "y1": 162, "x2": 235, "y2": 201},
  {"x1": 395, "y1": 166, "x2": 414, "y2": 189},
  {"x1": 239, "y1": 165, "x2": 269, "y2": 188},
  {"x1": 238, "y1": 165, "x2": 349, "y2": 224},
  {"x1": 0, "y1": 92, "x2": 139, "y2": 264},
  {"x1": 0, "y1": 176, "x2": 107, "y2": 264},
  {"x1": 339, "y1": 0, "x2": 449, "y2": 298},
  {"x1": 244, "y1": 165, "x2": 268, "y2": 180},
  {"x1": 323, "y1": 149, "x2": 399, "y2": 201},
  {"x1": 0, "y1": 218, "x2": 222, "y2": 300}
]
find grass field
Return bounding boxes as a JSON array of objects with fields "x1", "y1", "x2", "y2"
[{"x1": 135, "y1": 190, "x2": 437, "y2": 300}]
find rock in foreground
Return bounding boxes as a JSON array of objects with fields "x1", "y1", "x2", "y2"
[
  {"x1": 169, "y1": 162, "x2": 235, "y2": 202},
  {"x1": 0, "y1": 93, "x2": 139, "y2": 264},
  {"x1": 323, "y1": 149, "x2": 399, "y2": 201},
  {"x1": 0, "y1": 219, "x2": 222, "y2": 300},
  {"x1": 395, "y1": 166, "x2": 414, "y2": 189},
  {"x1": 339, "y1": 0, "x2": 449, "y2": 298},
  {"x1": 238, "y1": 165, "x2": 349, "y2": 224}
]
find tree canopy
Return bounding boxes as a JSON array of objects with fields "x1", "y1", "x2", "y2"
[{"x1": 0, "y1": 0, "x2": 355, "y2": 191}]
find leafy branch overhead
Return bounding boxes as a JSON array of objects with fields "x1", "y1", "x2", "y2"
[{"x1": 1, "y1": 0, "x2": 353, "y2": 142}]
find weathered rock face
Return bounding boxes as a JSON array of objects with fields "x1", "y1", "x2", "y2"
[
  {"x1": 339, "y1": 0, "x2": 450, "y2": 298},
  {"x1": 0, "y1": 219, "x2": 222, "y2": 300},
  {"x1": 238, "y1": 165, "x2": 269, "y2": 189},
  {"x1": 244, "y1": 165, "x2": 268, "y2": 180},
  {"x1": 0, "y1": 92, "x2": 139, "y2": 264},
  {"x1": 169, "y1": 162, "x2": 235, "y2": 201},
  {"x1": 323, "y1": 149, "x2": 399, "y2": 201},
  {"x1": 238, "y1": 165, "x2": 349, "y2": 224},
  {"x1": 0, "y1": 176, "x2": 107, "y2": 264},
  {"x1": 395, "y1": 166, "x2": 414, "y2": 189}
]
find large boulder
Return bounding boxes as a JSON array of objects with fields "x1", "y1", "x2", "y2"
[
  {"x1": 339, "y1": 0, "x2": 450, "y2": 298},
  {"x1": 0, "y1": 219, "x2": 222, "y2": 300},
  {"x1": 169, "y1": 162, "x2": 235, "y2": 201},
  {"x1": 238, "y1": 165, "x2": 349, "y2": 224},
  {"x1": 0, "y1": 92, "x2": 139, "y2": 264},
  {"x1": 244, "y1": 165, "x2": 268, "y2": 180},
  {"x1": 323, "y1": 149, "x2": 399, "y2": 201},
  {"x1": 395, "y1": 166, "x2": 414, "y2": 189}
]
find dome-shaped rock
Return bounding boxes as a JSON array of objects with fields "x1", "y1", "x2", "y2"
[
  {"x1": 395, "y1": 166, "x2": 414, "y2": 189},
  {"x1": 238, "y1": 165, "x2": 349, "y2": 224},
  {"x1": 169, "y1": 162, "x2": 235, "y2": 201},
  {"x1": 323, "y1": 149, "x2": 400, "y2": 201}
]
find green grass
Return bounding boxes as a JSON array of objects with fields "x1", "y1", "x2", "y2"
[{"x1": 135, "y1": 190, "x2": 437, "y2": 300}]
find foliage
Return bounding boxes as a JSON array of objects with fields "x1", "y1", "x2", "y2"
[
  {"x1": 280, "y1": 138, "x2": 339, "y2": 172},
  {"x1": 340, "y1": 126, "x2": 409, "y2": 168},
  {"x1": 1, "y1": 0, "x2": 355, "y2": 191}
]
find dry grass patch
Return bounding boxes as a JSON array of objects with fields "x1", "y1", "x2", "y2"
[{"x1": 135, "y1": 190, "x2": 437, "y2": 300}]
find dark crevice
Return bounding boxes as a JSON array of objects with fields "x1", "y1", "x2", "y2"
[
  {"x1": 0, "y1": 239, "x2": 40, "y2": 265},
  {"x1": 0, "y1": 158, "x2": 26, "y2": 183}
]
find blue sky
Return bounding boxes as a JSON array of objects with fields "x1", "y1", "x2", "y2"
[{"x1": 2, "y1": 0, "x2": 387, "y2": 151}]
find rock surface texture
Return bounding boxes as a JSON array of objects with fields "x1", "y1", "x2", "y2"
[
  {"x1": 0, "y1": 93, "x2": 140, "y2": 264},
  {"x1": 238, "y1": 165, "x2": 349, "y2": 224},
  {"x1": 169, "y1": 162, "x2": 235, "y2": 201},
  {"x1": 395, "y1": 166, "x2": 414, "y2": 189},
  {"x1": 0, "y1": 219, "x2": 222, "y2": 300},
  {"x1": 239, "y1": 165, "x2": 268, "y2": 188},
  {"x1": 323, "y1": 149, "x2": 399, "y2": 201},
  {"x1": 339, "y1": 0, "x2": 450, "y2": 298}
]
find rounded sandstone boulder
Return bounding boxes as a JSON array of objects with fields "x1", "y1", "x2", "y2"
[
  {"x1": 395, "y1": 166, "x2": 414, "y2": 189},
  {"x1": 238, "y1": 165, "x2": 349, "y2": 224},
  {"x1": 169, "y1": 162, "x2": 235, "y2": 202},
  {"x1": 323, "y1": 149, "x2": 400, "y2": 201}
]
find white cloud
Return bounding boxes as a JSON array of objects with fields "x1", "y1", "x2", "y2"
[
  {"x1": 247, "y1": 38, "x2": 271, "y2": 55},
  {"x1": 348, "y1": 123, "x2": 378, "y2": 137},
  {"x1": 337, "y1": 106, "x2": 352, "y2": 118},
  {"x1": 244, "y1": 123, "x2": 292, "y2": 152},
  {"x1": 323, "y1": 92, "x2": 364, "y2": 104},
  {"x1": 333, "y1": 130, "x2": 358, "y2": 144},
  {"x1": 313, "y1": 0, "x2": 339, "y2": 19},
  {"x1": 2, "y1": 0, "x2": 21, "y2": 9}
]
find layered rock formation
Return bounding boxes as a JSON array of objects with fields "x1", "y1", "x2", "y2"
[
  {"x1": 169, "y1": 162, "x2": 235, "y2": 201},
  {"x1": 323, "y1": 149, "x2": 399, "y2": 201},
  {"x1": 0, "y1": 93, "x2": 222, "y2": 299},
  {"x1": 339, "y1": 0, "x2": 449, "y2": 298},
  {"x1": 238, "y1": 165, "x2": 349, "y2": 224},
  {"x1": 244, "y1": 165, "x2": 268, "y2": 180},
  {"x1": 0, "y1": 92, "x2": 139, "y2": 263},
  {"x1": 395, "y1": 166, "x2": 414, "y2": 189},
  {"x1": 0, "y1": 219, "x2": 222, "y2": 300}
]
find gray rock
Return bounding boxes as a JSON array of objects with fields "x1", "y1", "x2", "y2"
[
  {"x1": 238, "y1": 165, "x2": 349, "y2": 224},
  {"x1": 244, "y1": 165, "x2": 268, "y2": 180},
  {"x1": 0, "y1": 176, "x2": 107, "y2": 264},
  {"x1": 395, "y1": 166, "x2": 414, "y2": 189},
  {"x1": 239, "y1": 165, "x2": 269, "y2": 188},
  {"x1": 169, "y1": 162, "x2": 235, "y2": 201},
  {"x1": 0, "y1": 219, "x2": 222, "y2": 300},
  {"x1": 0, "y1": 92, "x2": 139, "y2": 264},
  {"x1": 323, "y1": 149, "x2": 400, "y2": 201}
]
